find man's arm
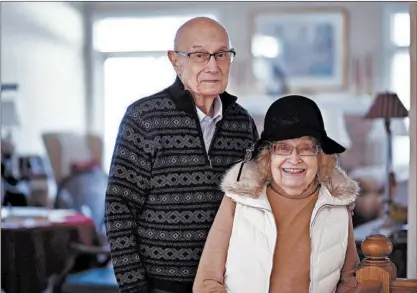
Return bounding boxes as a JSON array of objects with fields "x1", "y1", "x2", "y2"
[
  {"x1": 193, "y1": 196, "x2": 236, "y2": 293},
  {"x1": 249, "y1": 116, "x2": 260, "y2": 142},
  {"x1": 105, "y1": 104, "x2": 154, "y2": 293},
  {"x1": 336, "y1": 216, "x2": 361, "y2": 293}
]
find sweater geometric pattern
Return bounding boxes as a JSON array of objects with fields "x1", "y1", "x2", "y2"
[{"x1": 105, "y1": 78, "x2": 258, "y2": 292}]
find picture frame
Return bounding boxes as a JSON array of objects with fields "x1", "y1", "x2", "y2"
[{"x1": 250, "y1": 7, "x2": 349, "y2": 95}]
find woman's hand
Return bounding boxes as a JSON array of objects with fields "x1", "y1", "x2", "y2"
[{"x1": 347, "y1": 203, "x2": 355, "y2": 216}]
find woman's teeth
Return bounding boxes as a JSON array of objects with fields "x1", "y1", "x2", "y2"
[{"x1": 283, "y1": 168, "x2": 305, "y2": 174}]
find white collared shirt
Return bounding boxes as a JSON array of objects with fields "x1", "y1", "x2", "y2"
[{"x1": 196, "y1": 95, "x2": 223, "y2": 153}]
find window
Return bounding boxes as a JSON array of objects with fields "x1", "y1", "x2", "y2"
[
  {"x1": 93, "y1": 15, "x2": 217, "y2": 52},
  {"x1": 385, "y1": 6, "x2": 411, "y2": 168},
  {"x1": 93, "y1": 14, "x2": 218, "y2": 172},
  {"x1": 387, "y1": 9, "x2": 410, "y2": 110},
  {"x1": 390, "y1": 12, "x2": 410, "y2": 47},
  {"x1": 103, "y1": 56, "x2": 176, "y2": 171},
  {"x1": 94, "y1": 16, "x2": 216, "y2": 52}
]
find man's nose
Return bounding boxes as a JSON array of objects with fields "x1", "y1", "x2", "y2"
[{"x1": 204, "y1": 56, "x2": 220, "y2": 72}]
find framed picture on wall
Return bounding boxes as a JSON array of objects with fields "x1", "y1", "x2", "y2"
[{"x1": 251, "y1": 8, "x2": 349, "y2": 95}]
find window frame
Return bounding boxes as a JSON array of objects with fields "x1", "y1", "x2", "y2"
[
  {"x1": 382, "y1": 3, "x2": 410, "y2": 96},
  {"x1": 381, "y1": 3, "x2": 411, "y2": 169}
]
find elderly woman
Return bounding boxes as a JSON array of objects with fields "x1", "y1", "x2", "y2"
[{"x1": 193, "y1": 95, "x2": 360, "y2": 293}]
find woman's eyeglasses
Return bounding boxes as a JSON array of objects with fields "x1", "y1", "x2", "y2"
[{"x1": 272, "y1": 143, "x2": 319, "y2": 156}]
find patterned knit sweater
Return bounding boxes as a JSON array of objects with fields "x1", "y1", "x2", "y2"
[{"x1": 105, "y1": 77, "x2": 259, "y2": 293}]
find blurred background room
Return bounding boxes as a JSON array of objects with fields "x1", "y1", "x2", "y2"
[{"x1": 1, "y1": 1, "x2": 416, "y2": 292}]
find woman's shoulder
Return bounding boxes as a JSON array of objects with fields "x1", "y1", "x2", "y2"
[
  {"x1": 221, "y1": 160, "x2": 267, "y2": 198},
  {"x1": 320, "y1": 167, "x2": 360, "y2": 205}
]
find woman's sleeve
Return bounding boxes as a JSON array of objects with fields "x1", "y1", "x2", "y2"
[
  {"x1": 193, "y1": 196, "x2": 236, "y2": 293},
  {"x1": 336, "y1": 215, "x2": 361, "y2": 293}
]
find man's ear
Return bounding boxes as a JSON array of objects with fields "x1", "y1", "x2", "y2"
[{"x1": 168, "y1": 50, "x2": 181, "y2": 74}]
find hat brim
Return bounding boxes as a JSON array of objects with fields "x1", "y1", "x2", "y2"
[{"x1": 321, "y1": 136, "x2": 346, "y2": 154}]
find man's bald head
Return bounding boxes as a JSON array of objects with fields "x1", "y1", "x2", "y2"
[
  {"x1": 168, "y1": 17, "x2": 233, "y2": 101},
  {"x1": 174, "y1": 17, "x2": 230, "y2": 50}
]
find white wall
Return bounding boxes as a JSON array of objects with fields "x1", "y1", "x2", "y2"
[
  {"x1": 88, "y1": 1, "x2": 388, "y2": 93},
  {"x1": 1, "y1": 2, "x2": 87, "y2": 155}
]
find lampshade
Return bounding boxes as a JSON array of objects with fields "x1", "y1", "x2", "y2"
[
  {"x1": 364, "y1": 92, "x2": 408, "y2": 119},
  {"x1": 1, "y1": 100, "x2": 20, "y2": 127}
]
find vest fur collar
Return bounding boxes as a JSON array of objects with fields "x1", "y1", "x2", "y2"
[{"x1": 221, "y1": 160, "x2": 359, "y2": 203}]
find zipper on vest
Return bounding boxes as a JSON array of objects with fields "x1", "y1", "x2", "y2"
[
  {"x1": 310, "y1": 204, "x2": 330, "y2": 227},
  {"x1": 309, "y1": 236, "x2": 314, "y2": 293},
  {"x1": 309, "y1": 203, "x2": 331, "y2": 292}
]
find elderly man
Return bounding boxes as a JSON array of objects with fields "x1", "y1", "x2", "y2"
[{"x1": 105, "y1": 17, "x2": 258, "y2": 293}]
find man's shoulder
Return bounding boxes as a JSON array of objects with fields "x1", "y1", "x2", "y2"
[
  {"x1": 126, "y1": 87, "x2": 175, "y2": 116},
  {"x1": 226, "y1": 100, "x2": 254, "y2": 119}
]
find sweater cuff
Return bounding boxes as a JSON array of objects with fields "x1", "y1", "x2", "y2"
[{"x1": 121, "y1": 281, "x2": 149, "y2": 293}]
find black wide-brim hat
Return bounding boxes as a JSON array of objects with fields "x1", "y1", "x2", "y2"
[{"x1": 248, "y1": 95, "x2": 346, "y2": 160}]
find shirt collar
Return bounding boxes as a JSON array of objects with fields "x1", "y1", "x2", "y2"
[{"x1": 196, "y1": 95, "x2": 223, "y2": 122}]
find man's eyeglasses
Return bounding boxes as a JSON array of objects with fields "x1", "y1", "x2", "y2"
[
  {"x1": 272, "y1": 143, "x2": 319, "y2": 157},
  {"x1": 175, "y1": 49, "x2": 236, "y2": 64}
]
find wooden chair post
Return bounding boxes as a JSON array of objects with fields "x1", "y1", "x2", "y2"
[{"x1": 356, "y1": 234, "x2": 397, "y2": 293}]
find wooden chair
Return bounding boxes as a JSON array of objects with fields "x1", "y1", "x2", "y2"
[
  {"x1": 42, "y1": 132, "x2": 104, "y2": 187},
  {"x1": 41, "y1": 132, "x2": 118, "y2": 293},
  {"x1": 50, "y1": 169, "x2": 118, "y2": 293},
  {"x1": 355, "y1": 234, "x2": 417, "y2": 292}
]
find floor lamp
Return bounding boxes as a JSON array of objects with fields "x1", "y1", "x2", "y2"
[{"x1": 364, "y1": 92, "x2": 409, "y2": 222}]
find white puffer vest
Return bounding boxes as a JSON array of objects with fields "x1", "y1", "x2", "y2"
[{"x1": 220, "y1": 161, "x2": 359, "y2": 293}]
